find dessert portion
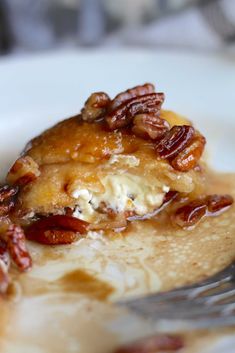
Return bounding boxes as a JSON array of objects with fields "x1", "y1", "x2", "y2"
[
  {"x1": 0, "y1": 83, "x2": 234, "y2": 296},
  {"x1": 0, "y1": 83, "x2": 235, "y2": 353}
]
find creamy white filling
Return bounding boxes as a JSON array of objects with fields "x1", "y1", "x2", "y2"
[
  {"x1": 71, "y1": 175, "x2": 166, "y2": 222},
  {"x1": 68, "y1": 155, "x2": 169, "y2": 222}
]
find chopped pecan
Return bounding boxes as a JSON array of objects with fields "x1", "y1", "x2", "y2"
[
  {"x1": 114, "y1": 334, "x2": 184, "y2": 353},
  {"x1": 0, "y1": 239, "x2": 10, "y2": 269},
  {"x1": 106, "y1": 93, "x2": 165, "y2": 130},
  {"x1": 206, "y1": 194, "x2": 233, "y2": 214},
  {"x1": 156, "y1": 125, "x2": 195, "y2": 159},
  {"x1": 109, "y1": 83, "x2": 155, "y2": 111},
  {"x1": 81, "y1": 92, "x2": 111, "y2": 122},
  {"x1": 172, "y1": 199, "x2": 207, "y2": 228},
  {"x1": 132, "y1": 113, "x2": 170, "y2": 140},
  {"x1": 0, "y1": 185, "x2": 19, "y2": 203},
  {"x1": 26, "y1": 215, "x2": 89, "y2": 245},
  {"x1": 7, "y1": 156, "x2": 40, "y2": 186},
  {"x1": 6, "y1": 224, "x2": 32, "y2": 272},
  {"x1": 0, "y1": 200, "x2": 14, "y2": 217},
  {"x1": 0, "y1": 260, "x2": 9, "y2": 295},
  {"x1": 170, "y1": 133, "x2": 206, "y2": 172}
]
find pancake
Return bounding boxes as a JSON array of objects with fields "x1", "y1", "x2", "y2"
[{"x1": 0, "y1": 83, "x2": 234, "y2": 353}]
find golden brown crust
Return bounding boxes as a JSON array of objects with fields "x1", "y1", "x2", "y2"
[{"x1": 7, "y1": 111, "x2": 206, "y2": 219}]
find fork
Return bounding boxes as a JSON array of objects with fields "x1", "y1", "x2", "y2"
[{"x1": 118, "y1": 261, "x2": 235, "y2": 330}]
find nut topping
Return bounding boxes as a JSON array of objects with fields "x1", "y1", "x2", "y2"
[
  {"x1": 108, "y1": 83, "x2": 155, "y2": 111},
  {"x1": 106, "y1": 93, "x2": 165, "y2": 130},
  {"x1": 155, "y1": 125, "x2": 195, "y2": 159},
  {"x1": 81, "y1": 92, "x2": 111, "y2": 122},
  {"x1": 6, "y1": 224, "x2": 32, "y2": 272},
  {"x1": 0, "y1": 201, "x2": 14, "y2": 217},
  {"x1": 26, "y1": 215, "x2": 89, "y2": 245},
  {"x1": 171, "y1": 133, "x2": 206, "y2": 172},
  {"x1": 172, "y1": 194, "x2": 234, "y2": 228},
  {"x1": 172, "y1": 199, "x2": 207, "y2": 228},
  {"x1": 207, "y1": 194, "x2": 233, "y2": 214},
  {"x1": 132, "y1": 113, "x2": 170, "y2": 140},
  {"x1": 0, "y1": 185, "x2": 19, "y2": 203}
]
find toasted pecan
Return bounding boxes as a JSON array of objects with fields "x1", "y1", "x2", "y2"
[
  {"x1": 26, "y1": 215, "x2": 89, "y2": 245},
  {"x1": 170, "y1": 133, "x2": 206, "y2": 172},
  {"x1": 6, "y1": 224, "x2": 32, "y2": 272},
  {"x1": 155, "y1": 125, "x2": 195, "y2": 160},
  {"x1": 206, "y1": 194, "x2": 233, "y2": 214},
  {"x1": 132, "y1": 113, "x2": 170, "y2": 140},
  {"x1": 81, "y1": 92, "x2": 111, "y2": 122},
  {"x1": 172, "y1": 194, "x2": 233, "y2": 228},
  {"x1": 108, "y1": 83, "x2": 155, "y2": 111},
  {"x1": 0, "y1": 185, "x2": 19, "y2": 203}
]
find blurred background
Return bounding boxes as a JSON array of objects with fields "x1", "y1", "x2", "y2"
[{"x1": 0, "y1": 0, "x2": 235, "y2": 55}]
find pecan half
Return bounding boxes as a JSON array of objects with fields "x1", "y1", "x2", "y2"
[
  {"x1": 81, "y1": 92, "x2": 111, "y2": 122},
  {"x1": 172, "y1": 199, "x2": 207, "y2": 228},
  {"x1": 132, "y1": 113, "x2": 170, "y2": 140},
  {"x1": 26, "y1": 215, "x2": 89, "y2": 245},
  {"x1": 156, "y1": 125, "x2": 195, "y2": 159},
  {"x1": 114, "y1": 334, "x2": 184, "y2": 353},
  {"x1": 6, "y1": 224, "x2": 32, "y2": 272},
  {"x1": 106, "y1": 93, "x2": 165, "y2": 130},
  {"x1": 109, "y1": 83, "x2": 155, "y2": 111},
  {"x1": 172, "y1": 194, "x2": 233, "y2": 228},
  {"x1": 170, "y1": 133, "x2": 206, "y2": 172},
  {"x1": 0, "y1": 185, "x2": 19, "y2": 203},
  {"x1": 7, "y1": 156, "x2": 40, "y2": 186},
  {"x1": 206, "y1": 194, "x2": 233, "y2": 214}
]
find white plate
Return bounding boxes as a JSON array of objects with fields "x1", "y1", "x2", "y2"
[{"x1": 0, "y1": 49, "x2": 235, "y2": 352}]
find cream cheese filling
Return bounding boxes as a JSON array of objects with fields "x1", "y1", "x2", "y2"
[{"x1": 69, "y1": 155, "x2": 168, "y2": 222}]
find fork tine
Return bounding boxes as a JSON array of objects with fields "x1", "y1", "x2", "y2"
[
  {"x1": 118, "y1": 262, "x2": 235, "y2": 305},
  {"x1": 117, "y1": 262, "x2": 235, "y2": 329}
]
